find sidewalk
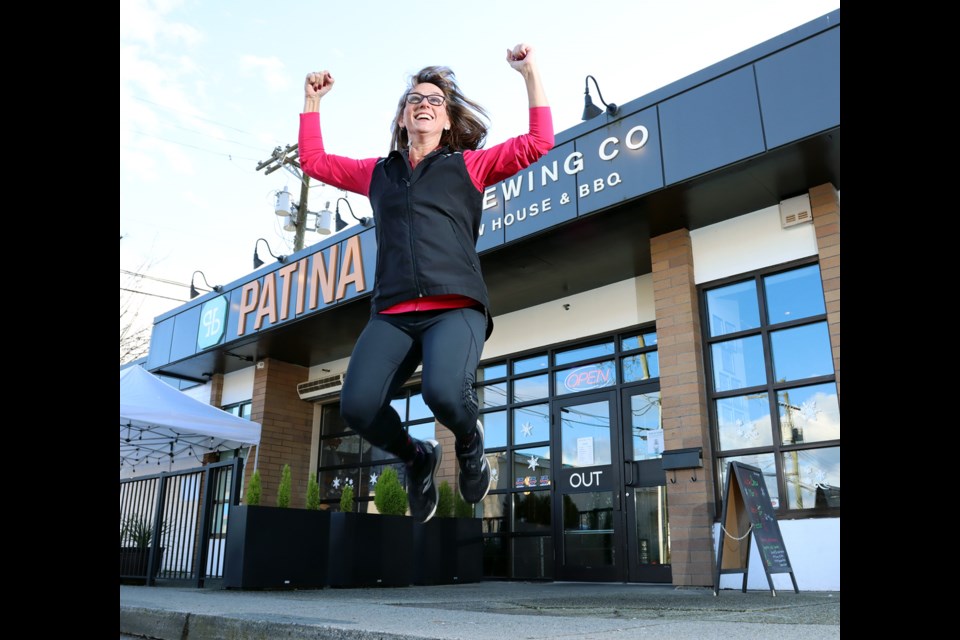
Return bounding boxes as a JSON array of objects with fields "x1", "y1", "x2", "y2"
[{"x1": 120, "y1": 581, "x2": 840, "y2": 640}]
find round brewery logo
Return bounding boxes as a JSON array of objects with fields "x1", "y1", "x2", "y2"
[{"x1": 197, "y1": 296, "x2": 227, "y2": 351}]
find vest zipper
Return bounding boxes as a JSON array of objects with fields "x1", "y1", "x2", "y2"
[{"x1": 403, "y1": 177, "x2": 424, "y2": 297}]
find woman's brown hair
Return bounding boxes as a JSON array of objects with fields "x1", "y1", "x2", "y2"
[{"x1": 389, "y1": 66, "x2": 489, "y2": 153}]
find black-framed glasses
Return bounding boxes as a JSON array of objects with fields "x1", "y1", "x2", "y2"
[{"x1": 406, "y1": 92, "x2": 446, "y2": 107}]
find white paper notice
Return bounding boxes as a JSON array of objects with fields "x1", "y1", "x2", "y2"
[
  {"x1": 647, "y1": 429, "x2": 665, "y2": 455},
  {"x1": 577, "y1": 437, "x2": 594, "y2": 466}
]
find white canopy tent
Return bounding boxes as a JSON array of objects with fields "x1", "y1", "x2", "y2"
[{"x1": 120, "y1": 366, "x2": 261, "y2": 472}]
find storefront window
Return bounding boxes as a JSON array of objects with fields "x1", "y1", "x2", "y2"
[
  {"x1": 358, "y1": 462, "x2": 403, "y2": 500},
  {"x1": 715, "y1": 393, "x2": 774, "y2": 450},
  {"x1": 513, "y1": 354, "x2": 548, "y2": 375},
  {"x1": 555, "y1": 341, "x2": 615, "y2": 366},
  {"x1": 477, "y1": 382, "x2": 507, "y2": 408},
  {"x1": 554, "y1": 360, "x2": 616, "y2": 396},
  {"x1": 223, "y1": 401, "x2": 252, "y2": 420},
  {"x1": 710, "y1": 336, "x2": 766, "y2": 391},
  {"x1": 513, "y1": 374, "x2": 549, "y2": 403},
  {"x1": 316, "y1": 388, "x2": 438, "y2": 511},
  {"x1": 513, "y1": 491, "x2": 551, "y2": 532},
  {"x1": 480, "y1": 410, "x2": 508, "y2": 448},
  {"x1": 705, "y1": 262, "x2": 839, "y2": 515},
  {"x1": 621, "y1": 331, "x2": 657, "y2": 351},
  {"x1": 706, "y1": 280, "x2": 760, "y2": 337},
  {"x1": 513, "y1": 404, "x2": 549, "y2": 444},
  {"x1": 407, "y1": 422, "x2": 435, "y2": 441},
  {"x1": 408, "y1": 392, "x2": 431, "y2": 421},
  {"x1": 514, "y1": 447, "x2": 551, "y2": 489},
  {"x1": 764, "y1": 264, "x2": 825, "y2": 323},
  {"x1": 622, "y1": 352, "x2": 659, "y2": 382},
  {"x1": 559, "y1": 400, "x2": 612, "y2": 467},
  {"x1": 487, "y1": 451, "x2": 510, "y2": 490},
  {"x1": 717, "y1": 452, "x2": 778, "y2": 508},
  {"x1": 777, "y1": 383, "x2": 840, "y2": 445},
  {"x1": 389, "y1": 397, "x2": 406, "y2": 422},
  {"x1": 628, "y1": 392, "x2": 663, "y2": 461},
  {"x1": 478, "y1": 363, "x2": 507, "y2": 381},
  {"x1": 478, "y1": 492, "x2": 509, "y2": 534},
  {"x1": 320, "y1": 434, "x2": 365, "y2": 467},
  {"x1": 782, "y1": 446, "x2": 840, "y2": 510},
  {"x1": 770, "y1": 323, "x2": 834, "y2": 382},
  {"x1": 475, "y1": 325, "x2": 658, "y2": 579}
]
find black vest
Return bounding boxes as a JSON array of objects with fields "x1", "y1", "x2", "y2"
[{"x1": 368, "y1": 147, "x2": 493, "y2": 337}]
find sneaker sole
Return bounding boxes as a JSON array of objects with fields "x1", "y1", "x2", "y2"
[
  {"x1": 458, "y1": 421, "x2": 491, "y2": 504},
  {"x1": 421, "y1": 439, "x2": 442, "y2": 523}
]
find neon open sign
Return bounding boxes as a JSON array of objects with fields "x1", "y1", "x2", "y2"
[{"x1": 563, "y1": 362, "x2": 616, "y2": 393}]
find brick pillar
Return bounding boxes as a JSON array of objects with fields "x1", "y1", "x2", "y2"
[
  {"x1": 434, "y1": 422, "x2": 459, "y2": 493},
  {"x1": 810, "y1": 183, "x2": 840, "y2": 398},
  {"x1": 188, "y1": 375, "x2": 226, "y2": 466},
  {"x1": 651, "y1": 229, "x2": 716, "y2": 587},
  {"x1": 208, "y1": 373, "x2": 224, "y2": 407},
  {"x1": 247, "y1": 359, "x2": 314, "y2": 508}
]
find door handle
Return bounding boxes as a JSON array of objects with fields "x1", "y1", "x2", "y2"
[{"x1": 623, "y1": 461, "x2": 634, "y2": 486}]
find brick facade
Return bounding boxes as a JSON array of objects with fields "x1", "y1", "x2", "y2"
[
  {"x1": 434, "y1": 422, "x2": 459, "y2": 494},
  {"x1": 246, "y1": 359, "x2": 315, "y2": 508},
  {"x1": 650, "y1": 229, "x2": 716, "y2": 587}
]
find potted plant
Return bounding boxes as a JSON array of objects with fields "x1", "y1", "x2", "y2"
[
  {"x1": 413, "y1": 481, "x2": 484, "y2": 585},
  {"x1": 119, "y1": 514, "x2": 167, "y2": 583},
  {"x1": 224, "y1": 464, "x2": 331, "y2": 589},
  {"x1": 277, "y1": 464, "x2": 292, "y2": 508},
  {"x1": 328, "y1": 466, "x2": 413, "y2": 587},
  {"x1": 306, "y1": 472, "x2": 321, "y2": 510}
]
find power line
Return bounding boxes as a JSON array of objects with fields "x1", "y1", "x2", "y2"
[
  {"x1": 120, "y1": 269, "x2": 190, "y2": 288},
  {"x1": 120, "y1": 287, "x2": 188, "y2": 303},
  {"x1": 131, "y1": 95, "x2": 258, "y2": 136},
  {"x1": 126, "y1": 129, "x2": 260, "y2": 162}
]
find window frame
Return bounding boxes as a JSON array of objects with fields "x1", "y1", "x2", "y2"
[{"x1": 701, "y1": 258, "x2": 839, "y2": 519}]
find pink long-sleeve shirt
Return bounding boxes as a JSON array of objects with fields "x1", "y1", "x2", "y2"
[{"x1": 299, "y1": 107, "x2": 554, "y2": 313}]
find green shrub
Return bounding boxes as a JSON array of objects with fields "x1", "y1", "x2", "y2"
[
  {"x1": 436, "y1": 481, "x2": 454, "y2": 518},
  {"x1": 277, "y1": 464, "x2": 292, "y2": 508},
  {"x1": 340, "y1": 484, "x2": 354, "y2": 513},
  {"x1": 244, "y1": 469, "x2": 262, "y2": 506},
  {"x1": 306, "y1": 472, "x2": 321, "y2": 510},
  {"x1": 454, "y1": 492, "x2": 474, "y2": 518},
  {"x1": 120, "y1": 514, "x2": 163, "y2": 548},
  {"x1": 374, "y1": 467, "x2": 408, "y2": 516}
]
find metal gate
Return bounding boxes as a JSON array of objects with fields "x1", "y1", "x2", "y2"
[{"x1": 119, "y1": 458, "x2": 243, "y2": 587}]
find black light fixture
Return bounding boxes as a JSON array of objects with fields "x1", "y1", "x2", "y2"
[
  {"x1": 253, "y1": 238, "x2": 287, "y2": 269},
  {"x1": 318, "y1": 201, "x2": 350, "y2": 234},
  {"x1": 189, "y1": 270, "x2": 223, "y2": 299},
  {"x1": 336, "y1": 197, "x2": 371, "y2": 227},
  {"x1": 582, "y1": 75, "x2": 619, "y2": 121}
]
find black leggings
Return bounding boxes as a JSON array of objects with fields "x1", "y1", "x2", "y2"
[{"x1": 339, "y1": 307, "x2": 486, "y2": 460}]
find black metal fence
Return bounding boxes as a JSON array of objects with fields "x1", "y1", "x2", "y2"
[{"x1": 120, "y1": 458, "x2": 244, "y2": 587}]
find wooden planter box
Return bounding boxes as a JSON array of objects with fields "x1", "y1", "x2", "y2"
[
  {"x1": 413, "y1": 517, "x2": 483, "y2": 585},
  {"x1": 223, "y1": 505, "x2": 330, "y2": 589},
  {"x1": 327, "y1": 512, "x2": 413, "y2": 587}
]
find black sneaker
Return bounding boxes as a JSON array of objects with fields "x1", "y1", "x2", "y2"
[
  {"x1": 407, "y1": 439, "x2": 442, "y2": 523},
  {"x1": 457, "y1": 421, "x2": 491, "y2": 504}
]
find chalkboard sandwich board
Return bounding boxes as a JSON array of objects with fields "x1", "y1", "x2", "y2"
[{"x1": 713, "y1": 461, "x2": 799, "y2": 596}]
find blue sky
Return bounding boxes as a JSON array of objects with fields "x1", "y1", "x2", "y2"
[{"x1": 120, "y1": 0, "x2": 840, "y2": 335}]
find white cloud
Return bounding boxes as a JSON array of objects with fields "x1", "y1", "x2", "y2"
[{"x1": 240, "y1": 55, "x2": 290, "y2": 92}]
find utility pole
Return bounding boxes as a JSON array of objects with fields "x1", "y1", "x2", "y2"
[{"x1": 256, "y1": 144, "x2": 311, "y2": 252}]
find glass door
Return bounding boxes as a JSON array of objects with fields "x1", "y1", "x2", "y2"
[
  {"x1": 621, "y1": 386, "x2": 672, "y2": 582},
  {"x1": 552, "y1": 391, "x2": 622, "y2": 581}
]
